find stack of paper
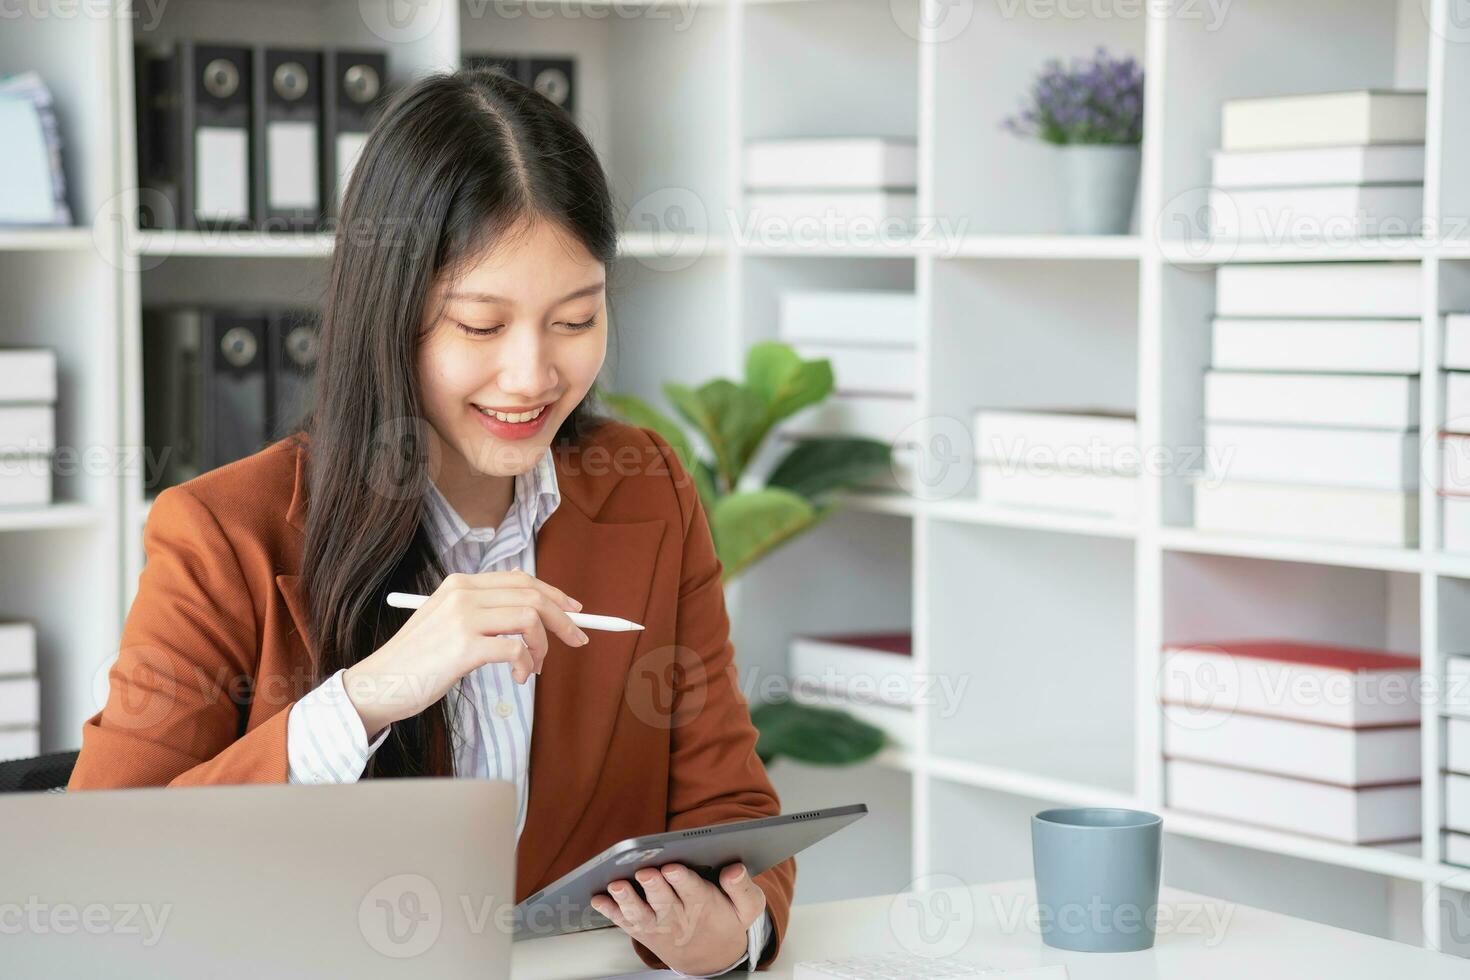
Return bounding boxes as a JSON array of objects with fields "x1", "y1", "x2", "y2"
[
  {"x1": 973, "y1": 409, "x2": 1137, "y2": 519},
  {"x1": 744, "y1": 138, "x2": 917, "y2": 232},
  {"x1": 0, "y1": 350, "x2": 56, "y2": 507},
  {"x1": 1439, "y1": 314, "x2": 1470, "y2": 553},
  {"x1": 789, "y1": 632, "x2": 914, "y2": 750},
  {"x1": 777, "y1": 290, "x2": 919, "y2": 492},
  {"x1": 1162, "y1": 640, "x2": 1421, "y2": 844},
  {"x1": 0, "y1": 622, "x2": 39, "y2": 761},
  {"x1": 1446, "y1": 654, "x2": 1470, "y2": 864},
  {"x1": 1197, "y1": 264, "x2": 1420, "y2": 546},
  {"x1": 0, "y1": 71, "x2": 71, "y2": 226},
  {"x1": 1210, "y1": 90, "x2": 1425, "y2": 241}
]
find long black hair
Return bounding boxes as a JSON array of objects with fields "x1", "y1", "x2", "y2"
[{"x1": 296, "y1": 69, "x2": 616, "y2": 778}]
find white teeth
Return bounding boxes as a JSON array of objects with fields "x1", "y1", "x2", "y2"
[{"x1": 478, "y1": 404, "x2": 545, "y2": 424}]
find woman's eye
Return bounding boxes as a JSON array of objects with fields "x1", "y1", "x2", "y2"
[
  {"x1": 455, "y1": 317, "x2": 596, "y2": 337},
  {"x1": 456, "y1": 322, "x2": 504, "y2": 337}
]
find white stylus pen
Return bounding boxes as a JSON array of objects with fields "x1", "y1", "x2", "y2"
[{"x1": 385, "y1": 591, "x2": 644, "y2": 632}]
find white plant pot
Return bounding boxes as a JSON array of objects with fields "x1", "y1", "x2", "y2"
[{"x1": 1059, "y1": 143, "x2": 1141, "y2": 235}]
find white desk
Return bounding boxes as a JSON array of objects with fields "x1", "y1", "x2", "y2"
[{"x1": 511, "y1": 878, "x2": 1469, "y2": 979}]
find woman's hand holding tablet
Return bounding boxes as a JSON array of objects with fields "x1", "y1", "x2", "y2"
[
  {"x1": 341, "y1": 569, "x2": 589, "y2": 739},
  {"x1": 591, "y1": 861, "x2": 765, "y2": 976}
]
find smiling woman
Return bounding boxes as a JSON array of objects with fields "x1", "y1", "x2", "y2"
[{"x1": 68, "y1": 68, "x2": 794, "y2": 976}]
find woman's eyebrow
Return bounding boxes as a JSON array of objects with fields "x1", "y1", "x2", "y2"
[{"x1": 445, "y1": 281, "x2": 605, "y2": 305}]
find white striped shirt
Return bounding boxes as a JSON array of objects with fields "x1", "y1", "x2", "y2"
[
  {"x1": 284, "y1": 450, "x2": 768, "y2": 974},
  {"x1": 286, "y1": 449, "x2": 559, "y2": 841}
]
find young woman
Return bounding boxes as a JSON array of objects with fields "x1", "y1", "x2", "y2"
[{"x1": 69, "y1": 69, "x2": 794, "y2": 975}]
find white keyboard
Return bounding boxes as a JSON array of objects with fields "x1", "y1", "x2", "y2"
[{"x1": 794, "y1": 953, "x2": 1068, "y2": 980}]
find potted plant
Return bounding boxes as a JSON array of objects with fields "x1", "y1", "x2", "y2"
[
  {"x1": 1002, "y1": 46, "x2": 1144, "y2": 235},
  {"x1": 605, "y1": 341, "x2": 891, "y2": 765}
]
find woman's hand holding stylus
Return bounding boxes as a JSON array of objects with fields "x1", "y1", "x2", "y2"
[{"x1": 341, "y1": 569, "x2": 590, "y2": 739}]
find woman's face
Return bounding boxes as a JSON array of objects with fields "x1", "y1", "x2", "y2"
[{"x1": 417, "y1": 216, "x2": 607, "y2": 482}]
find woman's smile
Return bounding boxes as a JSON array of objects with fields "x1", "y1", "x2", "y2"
[{"x1": 470, "y1": 399, "x2": 555, "y2": 440}]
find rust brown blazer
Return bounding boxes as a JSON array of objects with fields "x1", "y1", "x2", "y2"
[{"x1": 69, "y1": 419, "x2": 795, "y2": 971}]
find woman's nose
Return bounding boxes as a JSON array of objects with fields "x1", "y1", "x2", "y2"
[{"x1": 497, "y1": 325, "x2": 557, "y2": 394}]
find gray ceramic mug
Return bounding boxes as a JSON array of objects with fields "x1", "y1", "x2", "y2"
[{"x1": 1030, "y1": 807, "x2": 1162, "y2": 952}]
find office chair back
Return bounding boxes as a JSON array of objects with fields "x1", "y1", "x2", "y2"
[{"x1": 0, "y1": 750, "x2": 77, "y2": 793}]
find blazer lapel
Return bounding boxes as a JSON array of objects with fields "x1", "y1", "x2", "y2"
[{"x1": 516, "y1": 495, "x2": 666, "y2": 899}]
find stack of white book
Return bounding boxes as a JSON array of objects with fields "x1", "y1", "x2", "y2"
[
  {"x1": 744, "y1": 138, "x2": 917, "y2": 230},
  {"x1": 1210, "y1": 90, "x2": 1425, "y2": 241},
  {"x1": 777, "y1": 290, "x2": 919, "y2": 492},
  {"x1": 973, "y1": 409, "x2": 1138, "y2": 519},
  {"x1": 0, "y1": 622, "x2": 39, "y2": 761},
  {"x1": 1196, "y1": 263, "x2": 1421, "y2": 546},
  {"x1": 0, "y1": 349, "x2": 56, "y2": 506},
  {"x1": 1439, "y1": 314, "x2": 1470, "y2": 553},
  {"x1": 789, "y1": 632, "x2": 914, "y2": 750},
  {"x1": 1445, "y1": 654, "x2": 1470, "y2": 865},
  {"x1": 1161, "y1": 640, "x2": 1421, "y2": 845}
]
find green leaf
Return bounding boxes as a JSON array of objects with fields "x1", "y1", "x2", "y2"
[
  {"x1": 664, "y1": 381, "x2": 719, "y2": 451},
  {"x1": 709, "y1": 488, "x2": 832, "y2": 580},
  {"x1": 768, "y1": 437, "x2": 893, "y2": 501},
  {"x1": 744, "y1": 342, "x2": 802, "y2": 406},
  {"x1": 702, "y1": 380, "x2": 770, "y2": 481},
  {"x1": 745, "y1": 342, "x2": 833, "y2": 426},
  {"x1": 750, "y1": 700, "x2": 887, "y2": 766},
  {"x1": 667, "y1": 380, "x2": 767, "y2": 490}
]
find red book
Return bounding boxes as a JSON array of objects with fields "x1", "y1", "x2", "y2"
[{"x1": 1160, "y1": 640, "x2": 1421, "y2": 728}]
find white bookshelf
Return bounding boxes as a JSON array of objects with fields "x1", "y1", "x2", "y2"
[{"x1": 8, "y1": 0, "x2": 1470, "y2": 958}]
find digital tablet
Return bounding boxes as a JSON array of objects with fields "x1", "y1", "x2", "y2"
[{"x1": 513, "y1": 803, "x2": 868, "y2": 940}]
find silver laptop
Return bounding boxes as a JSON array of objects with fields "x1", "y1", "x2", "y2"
[{"x1": 1, "y1": 778, "x2": 517, "y2": 979}]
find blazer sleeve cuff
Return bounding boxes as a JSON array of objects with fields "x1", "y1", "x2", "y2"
[{"x1": 287, "y1": 668, "x2": 391, "y2": 784}]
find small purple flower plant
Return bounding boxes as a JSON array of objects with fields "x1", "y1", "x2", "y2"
[{"x1": 1002, "y1": 47, "x2": 1144, "y2": 146}]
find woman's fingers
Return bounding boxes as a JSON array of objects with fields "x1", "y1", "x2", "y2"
[
  {"x1": 635, "y1": 869, "x2": 683, "y2": 927},
  {"x1": 424, "y1": 571, "x2": 592, "y2": 684},
  {"x1": 467, "y1": 587, "x2": 588, "y2": 648},
  {"x1": 660, "y1": 863, "x2": 717, "y2": 907},
  {"x1": 442, "y1": 569, "x2": 581, "y2": 611},
  {"x1": 471, "y1": 605, "x2": 550, "y2": 661},
  {"x1": 477, "y1": 635, "x2": 536, "y2": 683},
  {"x1": 604, "y1": 880, "x2": 654, "y2": 931},
  {"x1": 717, "y1": 863, "x2": 766, "y2": 928}
]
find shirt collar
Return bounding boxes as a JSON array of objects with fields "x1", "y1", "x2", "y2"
[{"x1": 423, "y1": 450, "x2": 561, "y2": 556}]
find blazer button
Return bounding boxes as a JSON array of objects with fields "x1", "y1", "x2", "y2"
[{"x1": 495, "y1": 700, "x2": 513, "y2": 719}]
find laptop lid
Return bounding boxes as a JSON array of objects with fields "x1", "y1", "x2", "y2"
[{"x1": 1, "y1": 778, "x2": 516, "y2": 979}]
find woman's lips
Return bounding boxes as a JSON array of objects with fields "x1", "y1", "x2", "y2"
[{"x1": 471, "y1": 401, "x2": 553, "y2": 440}]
